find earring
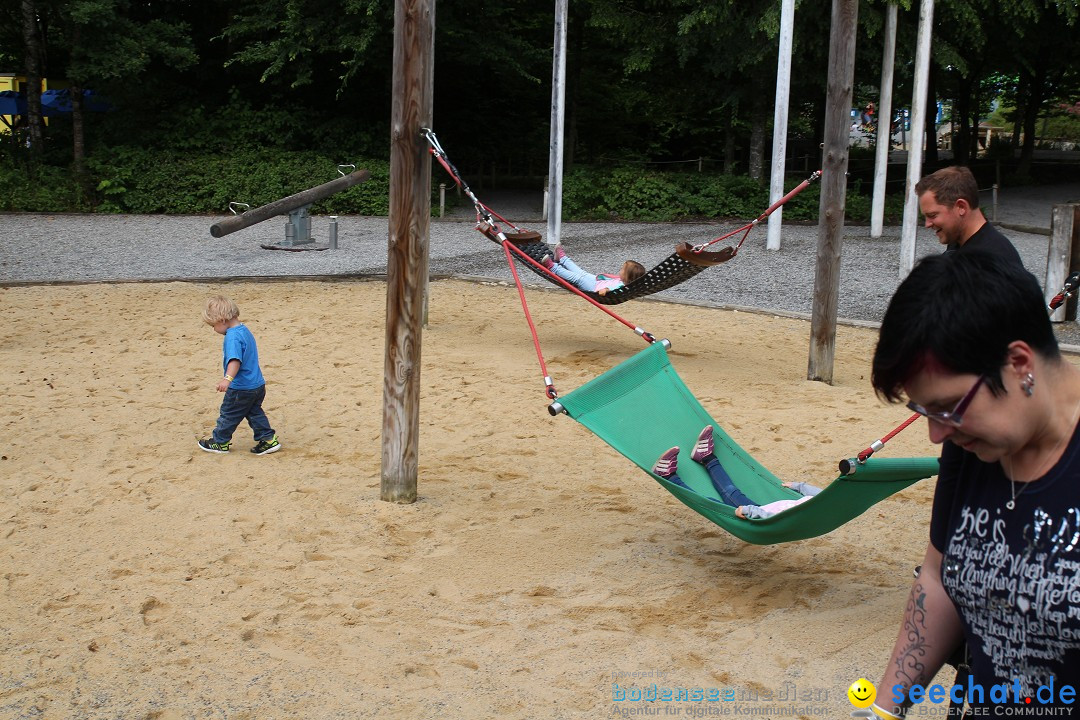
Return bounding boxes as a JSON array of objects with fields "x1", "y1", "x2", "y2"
[{"x1": 1021, "y1": 372, "x2": 1035, "y2": 397}]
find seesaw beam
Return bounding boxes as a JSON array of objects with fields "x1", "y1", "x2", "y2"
[{"x1": 210, "y1": 169, "x2": 371, "y2": 238}]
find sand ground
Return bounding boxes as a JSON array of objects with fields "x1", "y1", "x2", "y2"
[{"x1": 2, "y1": 278, "x2": 998, "y2": 719}]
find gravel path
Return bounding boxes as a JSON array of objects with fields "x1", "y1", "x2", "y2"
[{"x1": 2, "y1": 182, "x2": 1078, "y2": 343}]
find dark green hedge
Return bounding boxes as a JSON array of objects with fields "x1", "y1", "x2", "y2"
[
  {"x1": 1, "y1": 147, "x2": 903, "y2": 223},
  {"x1": 0, "y1": 147, "x2": 391, "y2": 215},
  {"x1": 561, "y1": 166, "x2": 901, "y2": 223}
]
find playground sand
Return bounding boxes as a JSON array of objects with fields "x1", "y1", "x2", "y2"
[{"x1": 2, "y1": 278, "x2": 973, "y2": 719}]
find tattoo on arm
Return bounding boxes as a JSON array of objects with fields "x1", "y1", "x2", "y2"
[{"x1": 894, "y1": 582, "x2": 933, "y2": 688}]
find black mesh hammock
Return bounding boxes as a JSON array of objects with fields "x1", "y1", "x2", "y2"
[
  {"x1": 474, "y1": 224, "x2": 736, "y2": 306},
  {"x1": 423, "y1": 127, "x2": 815, "y2": 306}
]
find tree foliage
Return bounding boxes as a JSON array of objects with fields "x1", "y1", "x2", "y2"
[{"x1": 1, "y1": 0, "x2": 1076, "y2": 213}]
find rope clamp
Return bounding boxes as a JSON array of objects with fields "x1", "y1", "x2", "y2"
[
  {"x1": 420, "y1": 127, "x2": 444, "y2": 157},
  {"x1": 545, "y1": 381, "x2": 559, "y2": 400}
]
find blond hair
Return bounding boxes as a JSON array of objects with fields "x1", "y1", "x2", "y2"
[{"x1": 202, "y1": 295, "x2": 240, "y2": 324}]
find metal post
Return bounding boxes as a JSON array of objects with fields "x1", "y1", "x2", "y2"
[
  {"x1": 439, "y1": 183, "x2": 446, "y2": 218},
  {"x1": 328, "y1": 216, "x2": 339, "y2": 249},
  {"x1": 546, "y1": 0, "x2": 568, "y2": 247},
  {"x1": 898, "y1": 0, "x2": 936, "y2": 279},
  {"x1": 766, "y1": 0, "x2": 796, "y2": 251},
  {"x1": 870, "y1": 3, "x2": 898, "y2": 238}
]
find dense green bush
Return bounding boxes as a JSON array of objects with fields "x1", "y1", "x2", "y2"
[
  {"x1": 0, "y1": 146, "x2": 390, "y2": 215},
  {"x1": 561, "y1": 166, "x2": 899, "y2": 223},
  {"x1": 86, "y1": 148, "x2": 390, "y2": 215},
  {"x1": 0, "y1": 146, "x2": 903, "y2": 223},
  {"x1": 0, "y1": 162, "x2": 89, "y2": 212}
]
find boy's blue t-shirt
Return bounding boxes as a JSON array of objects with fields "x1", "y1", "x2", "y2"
[{"x1": 222, "y1": 324, "x2": 265, "y2": 390}]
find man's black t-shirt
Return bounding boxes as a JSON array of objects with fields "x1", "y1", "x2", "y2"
[{"x1": 947, "y1": 221, "x2": 1024, "y2": 269}]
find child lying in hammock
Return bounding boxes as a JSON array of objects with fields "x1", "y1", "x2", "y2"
[
  {"x1": 541, "y1": 243, "x2": 646, "y2": 295},
  {"x1": 651, "y1": 426, "x2": 822, "y2": 519}
]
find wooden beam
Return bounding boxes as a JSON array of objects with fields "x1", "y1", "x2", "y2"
[
  {"x1": 808, "y1": 0, "x2": 859, "y2": 384},
  {"x1": 1047, "y1": 204, "x2": 1080, "y2": 322},
  {"x1": 382, "y1": 0, "x2": 435, "y2": 504},
  {"x1": 210, "y1": 170, "x2": 371, "y2": 237}
]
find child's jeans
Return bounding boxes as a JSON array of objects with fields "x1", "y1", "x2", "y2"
[
  {"x1": 550, "y1": 257, "x2": 599, "y2": 292},
  {"x1": 212, "y1": 384, "x2": 275, "y2": 443},
  {"x1": 703, "y1": 457, "x2": 756, "y2": 507}
]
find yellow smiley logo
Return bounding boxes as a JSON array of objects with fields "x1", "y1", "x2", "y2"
[{"x1": 847, "y1": 678, "x2": 876, "y2": 709}]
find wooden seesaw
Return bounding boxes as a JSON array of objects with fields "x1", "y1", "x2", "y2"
[{"x1": 209, "y1": 165, "x2": 371, "y2": 251}]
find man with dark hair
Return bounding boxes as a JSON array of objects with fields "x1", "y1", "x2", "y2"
[{"x1": 914, "y1": 165, "x2": 1023, "y2": 267}]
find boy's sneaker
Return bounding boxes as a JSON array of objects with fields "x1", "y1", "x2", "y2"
[
  {"x1": 652, "y1": 447, "x2": 680, "y2": 478},
  {"x1": 198, "y1": 438, "x2": 231, "y2": 454},
  {"x1": 251, "y1": 436, "x2": 281, "y2": 455},
  {"x1": 691, "y1": 425, "x2": 714, "y2": 463}
]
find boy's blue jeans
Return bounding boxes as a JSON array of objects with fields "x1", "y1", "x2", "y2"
[{"x1": 212, "y1": 385, "x2": 275, "y2": 444}]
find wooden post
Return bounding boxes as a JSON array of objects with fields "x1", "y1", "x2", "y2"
[
  {"x1": 766, "y1": 0, "x2": 795, "y2": 251},
  {"x1": 1047, "y1": 204, "x2": 1080, "y2": 322},
  {"x1": 807, "y1": 0, "x2": 859, "y2": 385},
  {"x1": 870, "y1": 3, "x2": 897, "y2": 238},
  {"x1": 382, "y1": 0, "x2": 435, "y2": 504}
]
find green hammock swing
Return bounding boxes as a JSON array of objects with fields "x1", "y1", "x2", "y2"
[{"x1": 553, "y1": 342, "x2": 939, "y2": 545}]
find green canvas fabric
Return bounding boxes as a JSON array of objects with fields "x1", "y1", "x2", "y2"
[{"x1": 556, "y1": 342, "x2": 939, "y2": 545}]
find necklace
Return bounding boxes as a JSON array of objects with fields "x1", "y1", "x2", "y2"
[{"x1": 1003, "y1": 396, "x2": 1080, "y2": 510}]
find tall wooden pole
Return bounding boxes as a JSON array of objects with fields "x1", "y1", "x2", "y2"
[
  {"x1": 807, "y1": 0, "x2": 859, "y2": 384},
  {"x1": 766, "y1": 0, "x2": 796, "y2": 251},
  {"x1": 546, "y1": 0, "x2": 568, "y2": 248},
  {"x1": 870, "y1": 3, "x2": 898, "y2": 238},
  {"x1": 899, "y1": 0, "x2": 935, "y2": 278},
  {"x1": 382, "y1": 0, "x2": 435, "y2": 504}
]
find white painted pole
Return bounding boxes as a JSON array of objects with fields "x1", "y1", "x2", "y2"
[
  {"x1": 766, "y1": 0, "x2": 796, "y2": 251},
  {"x1": 870, "y1": 3, "x2": 897, "y2": 238},
  {"x1": 899, "y1": 0, "x2": 935, "y2": 278},
  {"x1": 546, "y1": 0, "x2": 568, "y2": 248}
]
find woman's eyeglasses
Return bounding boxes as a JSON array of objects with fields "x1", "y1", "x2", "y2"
[{"x1": 906, "y1": 376, "x2": 985, "y2": 428}]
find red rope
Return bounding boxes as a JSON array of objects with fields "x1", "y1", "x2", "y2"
[
  {"x1": 697, "y1": 171, "x2": 821, "y2": 253},
  {"x1": 856, "y1": 412, "x2": 922, "y2": 463},
  {"x1": 854, "y1": 278, "x2": 1076, "y2": 463},
  {"x1": 500, "y1": 240, "x2": 657, "y2": 400},
  {"x1": 502, "y1": 242, "x2": 559, "y2": 399},
  {"x1": 503, "y1": 242, "x2": 657, "y2": 343},
  {"x1": 425, "y1": 128, "x2": 659, "y2": 400}
]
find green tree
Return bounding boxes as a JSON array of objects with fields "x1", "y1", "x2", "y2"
[{"x1": 53, "y1": 0, "x2": 197, "y2": 175}]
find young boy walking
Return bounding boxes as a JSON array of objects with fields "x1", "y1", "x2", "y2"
[{"x1": 199, "y1": 296, "x2": 281, "y2": 455}]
